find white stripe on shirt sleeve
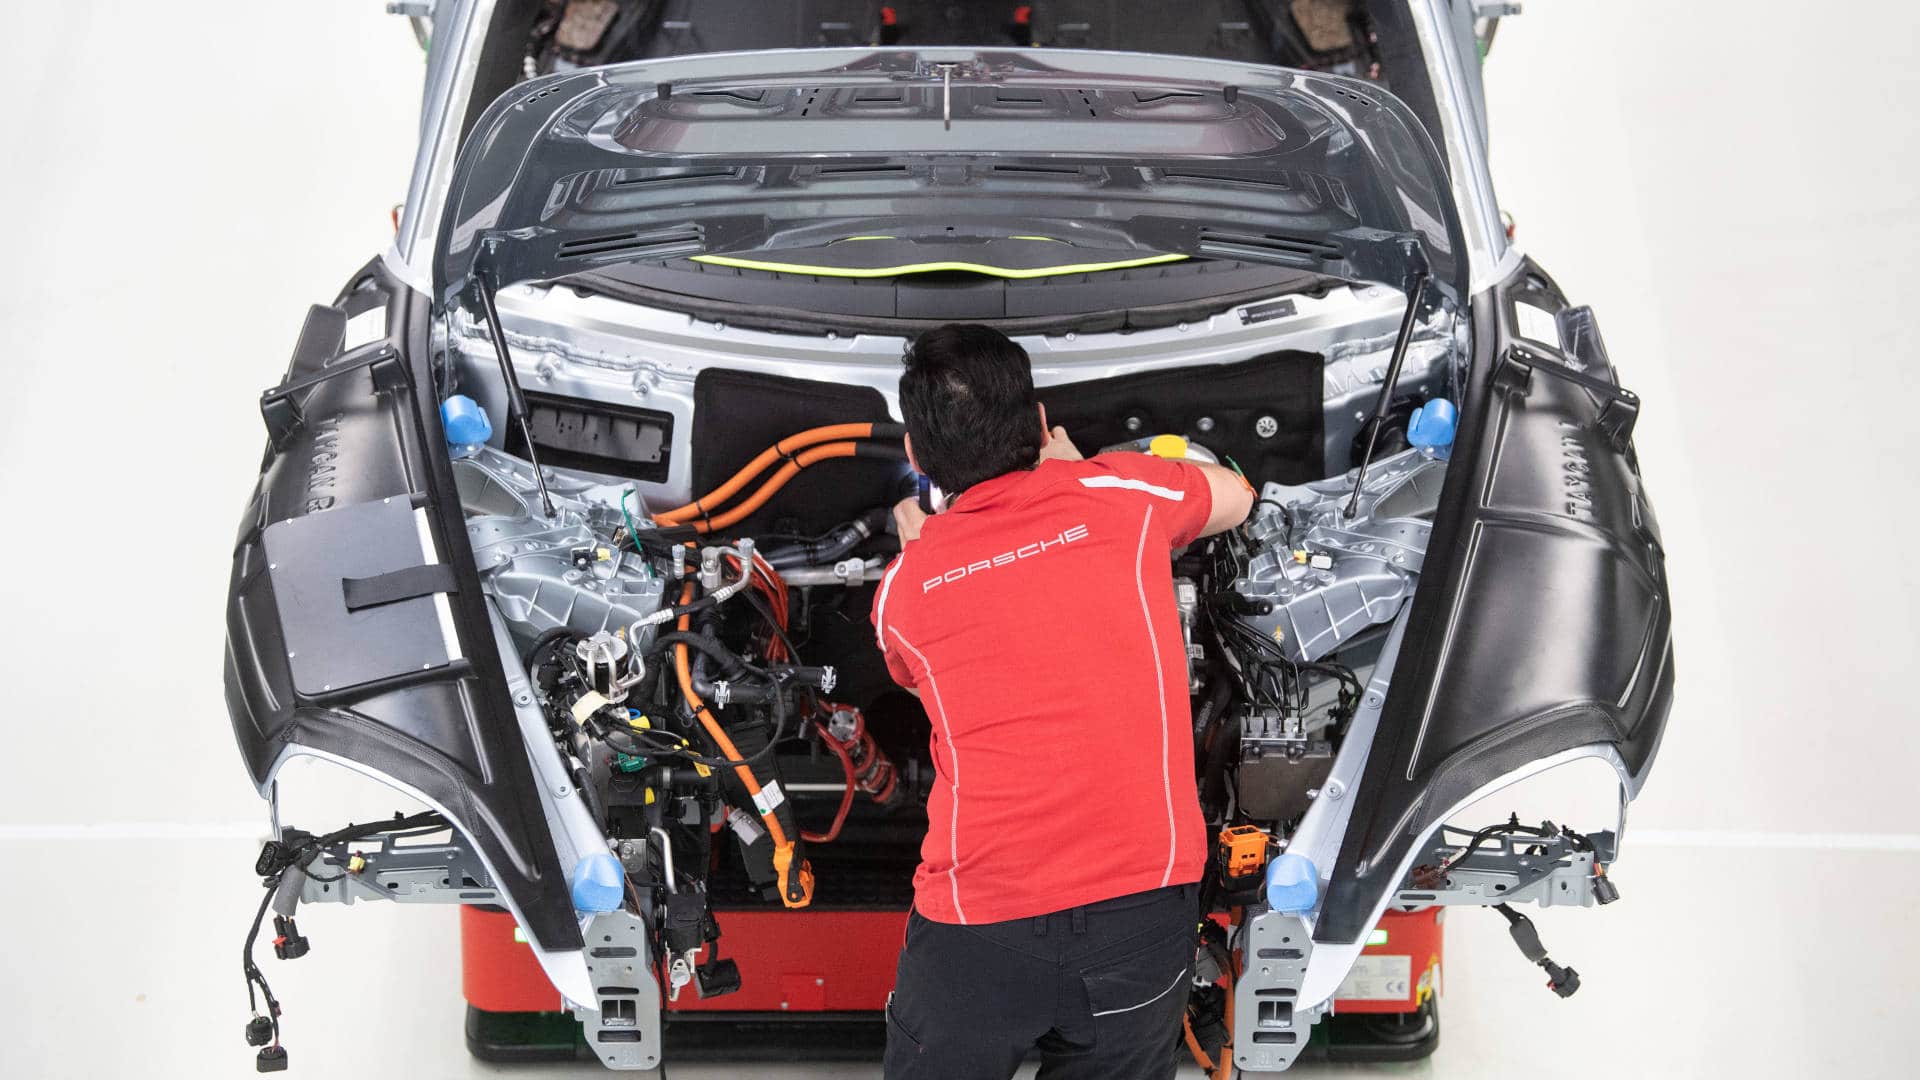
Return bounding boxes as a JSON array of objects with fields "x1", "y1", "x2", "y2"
[
  {"x1": 1079, "y1": 475, "x2": 1187, "y2": 501},
  {"x1": 873, "y1": 558, "x2": 904, "y2": 649}
]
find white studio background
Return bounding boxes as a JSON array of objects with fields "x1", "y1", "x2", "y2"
[{"x1": 0, "y1": 3, "x2": 1913, "y2": 1078}]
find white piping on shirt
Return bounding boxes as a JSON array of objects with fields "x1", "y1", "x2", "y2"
[
  {"x1": 873, "y1": 557, "x2": 905, "y2": 649},
  {"x1": 1133, "y1": 506, "x2": 1178, "y2": 888},
  {"x1": 1080, "y1": 475, "x2": 1187, "y2": 501},
  {"x1": 889, "y1": 628, "x2": 967, "y2": 924}
]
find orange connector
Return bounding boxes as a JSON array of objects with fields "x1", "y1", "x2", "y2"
[{"x1": 1218, "y1": 825, "x2": 1270, "y2": 880}]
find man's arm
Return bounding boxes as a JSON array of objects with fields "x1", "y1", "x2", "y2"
[
  {"x1": 1189, "y1": 460, "x2": 1255, "y2": 538},
  {"x1": 1049, "y1": 425, "x2": 1253, "y2": 540}
]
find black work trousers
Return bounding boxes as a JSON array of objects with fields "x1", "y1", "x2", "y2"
[{"x1": 884, "y1": 883, "x2": 1198, "y2": 1080}]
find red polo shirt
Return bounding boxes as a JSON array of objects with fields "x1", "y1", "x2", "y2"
[{"x1": 870, "y1": 453, "x2": 1213, "y2": 924}]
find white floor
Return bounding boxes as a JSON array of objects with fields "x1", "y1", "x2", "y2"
[{"x1": 2, "y1": 2, "x2": 1917, "y2": 1078}]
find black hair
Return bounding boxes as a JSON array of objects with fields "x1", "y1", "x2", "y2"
[{"x1": 898, "y1": 323, "x2": 1044, "y2": 496}]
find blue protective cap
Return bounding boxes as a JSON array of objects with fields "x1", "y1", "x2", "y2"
[
  {"x1": 570, "y1": 852, "x2": 625, "y2": 914},
  {"x1": 1407, "y1": 398, "x2": 1457, "y2": 452},
  {"x1": 441, "y1": 394, "x2": 493, "y2": 447},
  {"x1": 1265, "y1": 852, "x2": 1320, "y2": 914}
]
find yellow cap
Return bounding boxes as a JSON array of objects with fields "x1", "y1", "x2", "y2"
[{"x1": 1147, "y1": 434, "x2": 1189, "y2": 459}]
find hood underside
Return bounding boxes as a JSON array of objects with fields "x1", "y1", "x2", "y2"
[{"x1": 433, "y1": 48, "x2": 1466, "y2": 317}]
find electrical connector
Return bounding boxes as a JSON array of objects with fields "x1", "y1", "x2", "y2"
[
  {"x1": 1493, "y1": 902, "x2": 1581, "y2": 998},
  {"x1": 1542, "y1": 959, "x2": 1581, "y2": 998},
  {"x1": 244, "y1": 1016, "x2": 274, "y2": 1047},
  {"x1": 255, "y1": 1046, "x2": 289, "y2": 1072},
  {"x1": 1592, "y1": 864, "x2": 1620, "y2": 905},
  {"x1": 271, "y1": 915, "x2": 310, "y2": 961},
  {"x1": 695, "y1": 957, "x2": 742, "y2": 998}
]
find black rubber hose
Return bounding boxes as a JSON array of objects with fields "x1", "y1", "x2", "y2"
[{"x1": 649, "y1": 630, "x2": 747, "y2": 677}]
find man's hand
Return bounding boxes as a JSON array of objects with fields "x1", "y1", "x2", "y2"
[
  {"x1": 892, "y1": 496, "x2": 928, "y2": 544},
  {"x1": 1039, "y1": 426, "x2": 1083, "y2": 463}
]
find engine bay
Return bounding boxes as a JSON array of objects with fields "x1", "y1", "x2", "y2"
[{"x1": 428, "y1": 328, "x2": 1460, "y2": 1023}]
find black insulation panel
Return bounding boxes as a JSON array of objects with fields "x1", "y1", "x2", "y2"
[
  {"x1": 690, "y1": 368, "x2": 908, "y2": 537},
  {"x1": 1039, "y1": 350, "x2": 1325, "y2": 485}
]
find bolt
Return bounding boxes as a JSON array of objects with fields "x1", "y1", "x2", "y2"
[
  {"x1": 815, "y1": 977, "x2": 825, "y2": 986},
  {"x1": 1261, "y1": 966, "x2": 1271, "y2": 976},
  {"x1": 515, "y1": 692, "x2": 533, "y2": 706},
  {"x1": 1124, "y1": 415, "x2": 1145, "y2": 433},
  {"x1": 1177, "y1": 322, "x2": 1189, "y2": 332},
  {"x1": 1196, "y1": 416, "x2": 1216, "y2": 433},
  {"x1": 1256, "y1": 415, "x2": 1279, "y2": 438},
  {"x1": 1064, "y1": 331, "x2": 1076, "y2": 341}
]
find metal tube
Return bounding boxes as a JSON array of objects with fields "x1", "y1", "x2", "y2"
[{"x1": 1344, "y1": 274, "x2": 1429, "y2": 520}]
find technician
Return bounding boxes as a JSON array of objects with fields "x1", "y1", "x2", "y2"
[{"x1": 873, "y1": 324, "x2": 1254, "y2": 1078}]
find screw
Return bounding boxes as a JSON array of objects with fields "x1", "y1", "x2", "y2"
[{"x1": 1256, "y1": 415, "x2": 1279, "y2": 438}]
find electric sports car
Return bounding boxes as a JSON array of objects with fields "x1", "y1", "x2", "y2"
[{"x1": 223, "y1": 1, "x2": 1671, "y2": 1073}]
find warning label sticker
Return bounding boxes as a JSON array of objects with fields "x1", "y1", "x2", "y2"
[
  {"x1": 1513, "y1": 300, "x2": 1563, "y2": 350},
  {"x1": 1336, "y1": 954, "x2": 1413, "y2": 1002}
]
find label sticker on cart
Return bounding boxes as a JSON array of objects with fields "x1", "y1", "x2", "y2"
[{"x1": 1336, "y1": 954, "x2": 1413, "y2": 1001}]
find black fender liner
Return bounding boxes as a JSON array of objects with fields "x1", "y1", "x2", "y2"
[
  {"x1": 1316, "y1": 259, "x2": 1675, "y2": 943},
  {"x1": 223, "y1": 259, "x2": 581, "y2": 952}
]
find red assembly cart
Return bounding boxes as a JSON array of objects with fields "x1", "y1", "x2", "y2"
[{"x1": 462, "y1": 904, "x2": 1442, "y2": 1065}]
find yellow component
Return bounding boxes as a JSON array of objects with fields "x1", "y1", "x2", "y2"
[
  {"x1": 1007, "y1": 235, "x2": 1067, "y2": 242},
  {"x1": 1218, "y1": 824, "x2": 1270, "y2": 879},
  {"x1": 346, "y1": 854, "x2": 367, "y2": 874},
  {"x1": 693, "y1": 761, "x2": 713, "y2": 778},
  {"x1": 1291, "y1": 549, "x2": 1309, "y2": 564},
  {"x1": 644, "y1": 788, "x2": 656, "y2": 805},
  {"x1": 1148, "y1": 434, "x2": 1190, "y2": 459},
  {"x1": 569, "y1": 691, "x2": 612, "y2": 724},
  {"x1": 595, "y1": 546, "x2": 611, "y2": 561},
  {"x1": 628, "y1": 715, "x2": 651, "y2": 731},
  {"x1": 1272, "y1": 626, "x2": 1286, "y2": 645},
  {"x1": 688, "y1": 251, "x2": 1187, "y2": 279}
]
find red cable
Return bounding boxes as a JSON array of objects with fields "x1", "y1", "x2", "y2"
[{"x1": 802, "y1": 720, "x2": 858, "y2": 844}]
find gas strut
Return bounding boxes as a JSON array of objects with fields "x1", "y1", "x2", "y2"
[
  {"x1": 1344, "y1": 271, "x2": 1429, "y2": 520},
  {"x1": 475, "y1": 274, "x2": 557, "y2": 519}
]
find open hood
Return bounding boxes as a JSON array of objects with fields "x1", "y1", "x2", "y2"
[{"x1": 431, "y1": 47, "x2": 1467, "y2": 317}]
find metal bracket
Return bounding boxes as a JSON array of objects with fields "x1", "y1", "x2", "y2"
[
  {"x1": 575, "y1": 910, "x2": 663, "y2": 1071},
  {"x1": 1231, "y1": 912, "x2": 1324, "y2": 1073},
  {"x1": 297, "y1": 827, "x2": 499, "y2": 906},
  {"x1": 1396, "y1": 827, "x2": 1618, "y2": 908}
]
